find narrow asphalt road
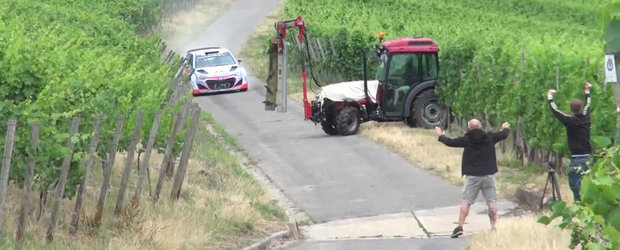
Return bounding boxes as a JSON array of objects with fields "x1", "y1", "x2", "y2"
[{"x1": 171, "y1": 0, "x2": 466, "y2": 248}]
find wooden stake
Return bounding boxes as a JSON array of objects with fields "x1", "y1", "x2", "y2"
[
  {"x1": 170, "y1": 105, "x2": 201, "y2": 200},
  {"x1": 154, "y1": 112, "x2": 183, "y2": 202},
  {"x1": 0, "y1": 119, "x2": 17, "y2": 233},
  {"x1": 16, "y1": 121, "x2": 40, "y2": 242},
  {"x1": 133, "y1": 110, "x2": 163, "y2": 204},
  {"x1": 114, "y1": 112, "x2": 145, "y2": 216},
  {"x1": 47, "y1": 117, "x2": 81, "y2": 243},
  {"x1": 70, "y1": 115, "x2": 103, "y2": 235},
  {"x1": 95, "y1": 116, "x2": 124, "y2": 225}
]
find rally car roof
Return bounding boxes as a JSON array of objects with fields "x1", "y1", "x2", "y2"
[{"x1": 187, "y1": 47, "x2": 228, "y2": 55}]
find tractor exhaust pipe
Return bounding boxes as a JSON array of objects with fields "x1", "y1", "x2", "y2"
[{"x1": 357, "y1": 48, "x2": 370, "y2": 104}]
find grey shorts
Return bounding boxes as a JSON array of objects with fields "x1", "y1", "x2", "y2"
[{"x1": 462, "y1": 175, "x2": 497, "y2": 205}]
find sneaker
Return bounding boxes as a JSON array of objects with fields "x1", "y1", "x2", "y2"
[{"x1": 451, "y1": 226, "x2": 463, "y2": 238}]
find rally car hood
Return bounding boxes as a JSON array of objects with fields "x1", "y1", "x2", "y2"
[{"x1": 195, "y1": 65, "x2": 240, "y2": 76}]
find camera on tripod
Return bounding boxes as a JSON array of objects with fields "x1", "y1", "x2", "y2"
[
  {"x1": 540, "y1": 162, "x2": 562, "y2": 210},
  {"x1": 546, "y1": 161, "x2": 556, "y2": 172}
]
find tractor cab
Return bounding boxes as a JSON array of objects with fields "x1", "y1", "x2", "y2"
[{"x1": 373, "y1": 38, "x2": 440, "y2": 119}]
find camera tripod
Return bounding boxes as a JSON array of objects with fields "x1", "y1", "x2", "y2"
[{"x1": 540, "y1": 162, "x2": 562, "y2": 210}]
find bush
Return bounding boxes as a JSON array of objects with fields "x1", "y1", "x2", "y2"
[{"x1": 539, "y1": 146, "x2": 620, "y2": 249}]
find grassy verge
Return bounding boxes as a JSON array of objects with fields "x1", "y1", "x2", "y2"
[
  {"x1": 0, "y1": 114, "x2": 286, "y2": 249},
  {"x1": 468, "y1": 214, "x2": 571, "y2": 250}
]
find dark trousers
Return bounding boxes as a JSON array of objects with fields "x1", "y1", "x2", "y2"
[{"x1": 568, "y1": 156, "x2": 590, "y2": 201}]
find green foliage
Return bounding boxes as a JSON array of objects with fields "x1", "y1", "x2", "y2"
[
  {"x1": 255, "y1": 200, "x2": 287, "y2": 221},
  {"x1": 602, "y1": 1, "x2": 620, "y2": 53},
  {"x1": 283, "y1": 0, "x2": 616, "y2": 153},
  {"x1": 0, "y1": 0, "x2": 183, "y2": 198},
  {"x1": 539, "y1": 146, "x2": 620, "y2": 249}
]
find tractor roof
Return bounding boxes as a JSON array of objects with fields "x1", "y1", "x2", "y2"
[{"x1": 382, "y1": 38, "x2": 438, "y2": 53}]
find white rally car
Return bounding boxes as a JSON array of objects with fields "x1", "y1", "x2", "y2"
[{"x1": 185, "y1": 47, "x2": 248, "y2": 96}]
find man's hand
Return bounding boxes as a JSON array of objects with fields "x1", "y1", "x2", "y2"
[
  {"x1": 502, "y1": 122, "x2": 510, "y2": 129},
  {"x1": 434, "y1": 126, "x2": 444, "y2": 136},
  {"x1": 584, "y1": 82, "x2": 592, "y2": 94},
  {"x1": 547, "y1": 89, "x2": 556, "y2": 100}
]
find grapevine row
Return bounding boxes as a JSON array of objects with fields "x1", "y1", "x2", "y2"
[{"x1": 0, "y1": 0, "x2": 185, "y2": 198}]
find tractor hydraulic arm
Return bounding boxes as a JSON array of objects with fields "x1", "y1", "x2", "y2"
[
  {"x1": 274, "y1": 16, "x2": 306, "y2": 53},
  {"x1": 265, "y1": 16, "x2": 312, "y2": 120}
]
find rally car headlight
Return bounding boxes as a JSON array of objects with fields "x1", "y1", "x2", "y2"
[
  {"x1": 196, "y1": 69, "x2": 209, "y2": 80},
  {"x1": 229, "y1": 66, "x2": 242, "y2": 77}
]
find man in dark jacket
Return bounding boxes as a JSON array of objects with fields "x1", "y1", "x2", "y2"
[
  {"x1": 547, "y1": 82, "x2": 592, "y2": 202},
  {"x1": 434, "y1": 119, "x2": 510, "y2": 238}
]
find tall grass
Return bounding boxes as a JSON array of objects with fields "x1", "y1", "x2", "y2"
[{"x1": 468, "y1": 215, "x2": 571, "y2": 250}]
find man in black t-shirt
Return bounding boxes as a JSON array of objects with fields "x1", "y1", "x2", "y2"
[{"x1": 547, "y1": 82, "x2": 592, "y2": 201}]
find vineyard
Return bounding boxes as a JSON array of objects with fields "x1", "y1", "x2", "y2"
[
  {"x1": 282, "y1": 0, "x2": 617, "y2": 163},
  {"x1": 0, "y1": 0, "x2": 204, "y2": 246},
  {"x1": 0, "y1": 0, "x2": 292, "y2": 247},
  {"x1": 277, "y1": 0, "x2": 620, "y2": 248},
  {"x1": 0, "y1": 0, "x2": 182, "y2": 189},
  {"x1": 0, "y1": 0, "x2": 186, "y2": 242}
]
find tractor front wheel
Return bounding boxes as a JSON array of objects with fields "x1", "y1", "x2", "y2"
[
  {"x1": 411, "y1": 89, "x2": 447, "y2": 129},
  {"x1": 336, "y1": 107, "x2": 360, "y2": 136},
  {"x1": 321, "y1": 121, "x2": 339, "y2": 135}
]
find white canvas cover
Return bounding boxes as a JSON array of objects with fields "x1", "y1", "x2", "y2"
[{"x1": 317, "y1": 80, "x2": 379, "y2": 104}]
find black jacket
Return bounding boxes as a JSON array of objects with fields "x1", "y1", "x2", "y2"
[
  {"x1": 438, "y1": 128, "x2": 509, "y2": 176},
  {"x1": 548, "y1": 93, "x2": 592, "y2": 155}
]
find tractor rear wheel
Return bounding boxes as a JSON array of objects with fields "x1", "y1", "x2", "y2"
[
  {"x1": 321, "y1": 121, "x2": 339, "y2": 135},
  {"x1": 336, "y1": 107, "x2": 360, "y2": 136},
  {"x1": 411, "y1": 89, "x2": 446, "y2": 129}
]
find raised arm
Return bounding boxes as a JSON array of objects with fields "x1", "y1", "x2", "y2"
[
  {"x1": 490, "y1": 122, "x2": 510, "y2": 143},
  {"x1": 547, "y1": 89, "x2": 572, "y2": 124},
  {"x1": 582, "y1": 82, "x2": 591, "y2": 116},
  {"x1": 439, "y1": 136, "x2": 467, "y2": 148},
  {"x1": 435, "y1": 127, "x2": 467, "y2": 148}
]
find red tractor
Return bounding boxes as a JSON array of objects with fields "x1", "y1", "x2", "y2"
[
  {"x1": 267, "y1": 16, "x2": 449, "y2": 135},
  {"x1": 310, "y1": 36, "x2": 447, "y2": 135}
]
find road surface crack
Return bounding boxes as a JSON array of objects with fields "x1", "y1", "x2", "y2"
[{"x1": 410, "y1": 211, "x2": 432, "y2": 239}]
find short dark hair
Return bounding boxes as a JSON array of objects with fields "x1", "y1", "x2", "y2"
[{"x1": 570, "y1": 99, "x2": 582, "y2": 114}]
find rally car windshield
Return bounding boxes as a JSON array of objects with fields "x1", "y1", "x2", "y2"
[{"x1": 194, "y1": 52, "x2": 236, "y2": 68}]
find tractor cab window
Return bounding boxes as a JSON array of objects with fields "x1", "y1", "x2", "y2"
[
  {"x1": 422, "y1": 53, "x2": 438, "y2": 81},
  {"x1": 375, "y1": 54, "x2": 388, "y2": 81},
  {"x1": 388, "y1": 54, "x2": 420, "y2": 87}
]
